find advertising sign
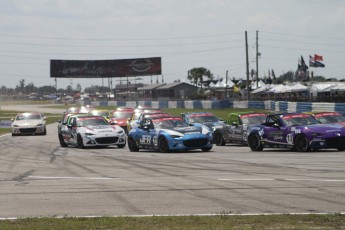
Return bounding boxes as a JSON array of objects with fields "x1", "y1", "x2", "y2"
[
  {"x1": 50, "y1": 57, "x2": 161, "y2": 78},
  {"x1": 0, "y1": 120, "x2": 12, "y2": 128}
]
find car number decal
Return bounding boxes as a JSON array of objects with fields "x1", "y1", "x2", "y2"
[
  {"x1": 286, "y1": 133, "x2": 293, "y2": 144},
  {"x1": 140, "y1": 135, "x2": 151, "y2": 144}
]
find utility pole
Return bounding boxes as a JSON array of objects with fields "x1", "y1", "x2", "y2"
[
  {"x1": 245, "y1": 31, "x2": 250, "y2": 100},
  {"x1": 256, "y1": 30, "x2": 259, "y2": 89}
]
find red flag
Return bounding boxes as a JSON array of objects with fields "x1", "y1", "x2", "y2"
[{"x1": 314, "y1": 54, "x2": 323, "y2": 62}]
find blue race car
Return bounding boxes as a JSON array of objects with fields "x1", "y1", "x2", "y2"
[
  {"x1": 247, "y1": 113, "x2": 345, "y2": 152},
  {"x1": 127, "y1": 116, "x2": 213, "y2": 153}
]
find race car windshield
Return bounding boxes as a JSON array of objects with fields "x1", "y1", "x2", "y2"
[
  {"x1": 112, "y1": 112, "x2": 133, "y2": 119},
  {"x1": 189, "y1": 115, "x2": 218, "y2": 123},
  {"x1": 241, "y1": 115, "x2": 266, "y2": 124},
  {"x1": 79, "y1": 118, "x2": 108, "y2": 126},
  {"x1": 16, "y1": 114, "x2": 42, "y2": 120},
  {"x1": 154, "y1": 119, "x2": 187, "y2": 129},
  {"x1": 91, "y1": 111, "x2": 109, "y2": 117},
  {"x1": 317, "y1": 114, "x2": 345, "y2": 123},
  {"x1": 283, "y1": 116, "x2": 319, "y2": 126}
]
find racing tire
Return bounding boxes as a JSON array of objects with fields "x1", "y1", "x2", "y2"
[
  {"x1": 77, "y1": 134, "x2": 85, "y2": 149},
  {"x1": 248, "y1": 134, "x2": 264, "y2": 151},
  {"x1": 201, "y1": 147, "x2": 212, "y2": 152},
  {"x1": 337, "y1": 147, "x2": 345, "y2": 151},
  {"x1": 158, "y1": 137, "x2": 170, "y2": 153},
  {"x1": 42, "y1": 127, "x2": 47, "y2": 135},
  {"x1": 294, "y1": 134, "x2": 310, "y2": 152},
  {"x1": 117, "y1": 143, "x2": 126, "y2": 149},
  {"x1": 214, "y1": 132, "x2": 225, "y2": 146},
  {"x1": 11, "y1": 133, "x2": 18, "y2": 136},
  {"x1": 58, "y1": 133, "x2": 68, "y2": 147},
  {"x1": 127, "y1": 136, "x2": 139, "y2": 152}
]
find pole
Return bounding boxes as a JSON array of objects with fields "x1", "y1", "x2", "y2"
[
  {"x1": 226, "y1": 70, "x2": 228, "y2": 99},
  {"x1": 256, "y1": 30, "x2": 259, "y2": 89},
  {"x1": 245, "y1": 31, "x2": 250, "y2": 100}
]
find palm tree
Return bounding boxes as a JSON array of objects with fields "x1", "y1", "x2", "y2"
[{"x1": 187, "y1": 67, "x2": 213, "y2": 90}]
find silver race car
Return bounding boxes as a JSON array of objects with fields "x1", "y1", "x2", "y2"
[
  {"x1": 59, "y1": 114, "x2": 126, "y2": 148},
  {"x1": 11, "y1": 112, "x2": 47, "y2": 136}
]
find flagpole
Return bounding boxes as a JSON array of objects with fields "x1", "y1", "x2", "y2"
[{"x1": 256, "y1": 30, "x2": 259, "y2": 89}]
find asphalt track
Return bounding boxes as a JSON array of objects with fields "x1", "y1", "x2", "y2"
[{"x1": 0, "y1": 105, "x2": 345, "y2": 218}]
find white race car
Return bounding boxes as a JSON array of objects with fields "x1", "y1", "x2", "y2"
[
  {"x1": 11, "y1": 112, "x2": 47, "y2": 136},
  {"x1": 59, "y1": 115, "x2": 126, "y2": 148}
]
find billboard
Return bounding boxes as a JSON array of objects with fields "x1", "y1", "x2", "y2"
[{"x1": 50, "y1": 57, "x2": 161, "y2": 78}]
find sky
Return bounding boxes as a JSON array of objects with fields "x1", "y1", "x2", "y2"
[{"x1": 1, "y1": 0, "x2": 345, "y2": 90}]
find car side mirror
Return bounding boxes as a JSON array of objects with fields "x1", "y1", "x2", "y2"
[
  {"x1": 273, "y1": 123, "x2": 280, "y2": 128},
  {"x1": 232, "y1": 121, "x2": 238, "y2": 127},
  {"x1": 67, "y1": 124, "x2": 72, "y2": 129}
]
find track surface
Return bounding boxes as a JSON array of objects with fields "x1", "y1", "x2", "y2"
[{"x1": 0, "y1": 105, "x2": 345, "y2": 218}]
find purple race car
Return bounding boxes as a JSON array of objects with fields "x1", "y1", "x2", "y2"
[{"x1": 247, "y1": 113, "x2": 345, "y2": 152}]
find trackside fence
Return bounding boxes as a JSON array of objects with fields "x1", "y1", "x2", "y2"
[{"x1": 80, "y1": 100, "x2": 345, "y2": 115}]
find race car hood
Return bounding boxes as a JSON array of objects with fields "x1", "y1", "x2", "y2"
[
  {"x1": 82, "y1": 125, "x2": 119, "y2": 134},
  {"x1": 110, "y1": 118, "x2": 127, "y2": 126},
  {"x1": 162, "y1": 125, "x2": 210, "y2": 136},
  {"x1": 12, "y1": 120, "x2": 44, "y2": 127}
]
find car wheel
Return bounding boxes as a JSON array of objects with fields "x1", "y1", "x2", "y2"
[
  {"x1": 58, "y1": 133, "x2": 67, "y2": 147},
  {"x1": 42, "y1": 127, "x2": 47, "y2": 135},
  {"x1": 214, "y1": 132, "x2": 225, "y2": 146},
  {"x1": 248, "y1": 134, "x2": 264, "y2": 151},
  {"x1": 201, "y1": 147, "x2": 212, "y2": 152},
  {"x1": 294, "y1": 134, "x2": 310, "y2": 152},
  {"x1": 158, "y1": 137, "x2": 169, "y2": 153},
  {"x1": 77, "y1": 134, "x2": 85, "y2": 149},
  {"x1": 117, "y1": 143, "x2": 126, "y2": 148},
  {"x1": 337, "y1": 147, "x2": 345, "y2": 151},
  {"x1": 128, "y1": 136, "x2": 139, "y2": 152}
]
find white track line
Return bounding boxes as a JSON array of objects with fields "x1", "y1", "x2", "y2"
[{"x1": 28, "y1": 176, "x2": 118, "y2": 180}]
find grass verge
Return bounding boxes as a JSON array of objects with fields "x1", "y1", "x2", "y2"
[{"x1": 0, "y1": 214, "x2": 344, "y2": 229}]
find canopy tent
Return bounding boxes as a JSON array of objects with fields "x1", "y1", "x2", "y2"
[
  {"x1": 267, "y1": 84, "x2": 290, "y2": 93},
  {"x1": 288, "y1": 82, "x2": 308, "y2": 92},
  {"x1": 251, "y1": 80, "x2": 267, "y2": 90},
  {"x1": 251, "y1": 85, "x2": 271, "y2": 94}
]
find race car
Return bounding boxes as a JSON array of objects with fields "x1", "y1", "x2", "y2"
[
  {"x1": 247, "y1": 113, "x2": 345, "y2": 152},
  {"x1": 309, "y1": 111, "x2": 345, "y2": 124},
  {"x1": 213, "y1": 112, "x2": 267, "y2": 145},
  {"x1": 127, "y1": 109, "x2": 166, "y2": 132},
  {"x1": 11, "y1": 112, "x2": 47, "y2": 136},
  {"x1": 59, "y1": 114, "x2": 126, "y2": 148},
  {"x1": 89, "y1": 109, "x2": 111, "y2": 122},
  {"x1": 109, "y1": 108, "x2": 134, "y2": 134},
  {"x1": 180, "y1": 112, "x2": 225, "y2": 130},
  {"x1": 127, "y1": 117, "x2": 213, "y2": 153}
]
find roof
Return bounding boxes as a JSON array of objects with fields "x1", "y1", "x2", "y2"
[
  {"x1": 156, "y1": 82, "x2": 197, "y2": 90},
  {"x1": 137, "y1": 83, "x2": 166, "y2": 91}
]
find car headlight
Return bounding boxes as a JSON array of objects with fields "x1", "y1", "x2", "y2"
[
  {"x1": 85, "y1": 133, "x2": 95, "y2": 137},
  {"x1": 13, "y1": 125, "x2": 20, "y2": 127},
  {"x1": 37, "y1": 124, "x2": 43, "y2": 126},
  {"x1": 170, "y1": 135, "x2": 182, "y2": 138},
  {"x1": 117, "y1": 130, "x2": 124, "y2": 135}
]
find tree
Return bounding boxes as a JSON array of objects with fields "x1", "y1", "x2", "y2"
[
  {"x1": 25, "y1": 82, "x2": 38, "y2": 94},
  {"x1": 187, "y1": 67, "x2": 213, "y2": 90},
  {"x1": 76, "y1": 83, "x2": 82, "y2": 92}
]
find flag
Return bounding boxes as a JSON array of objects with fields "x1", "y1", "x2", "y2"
[
  {"x1": 309, "y1": 55, "x2": 325, "y2": 68},
  {"x1": 233, "y1": 85, "x2": 239, "y2": 93},
  {"x1": 314, "y1": 54, "x2": 323, "y2": 62},
  {"x1": 300, "y1": 55, "x2": 308, "y2": 71},
  {"x1": 271, "y1": 69, "x2": 276, "y2": 80}
]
